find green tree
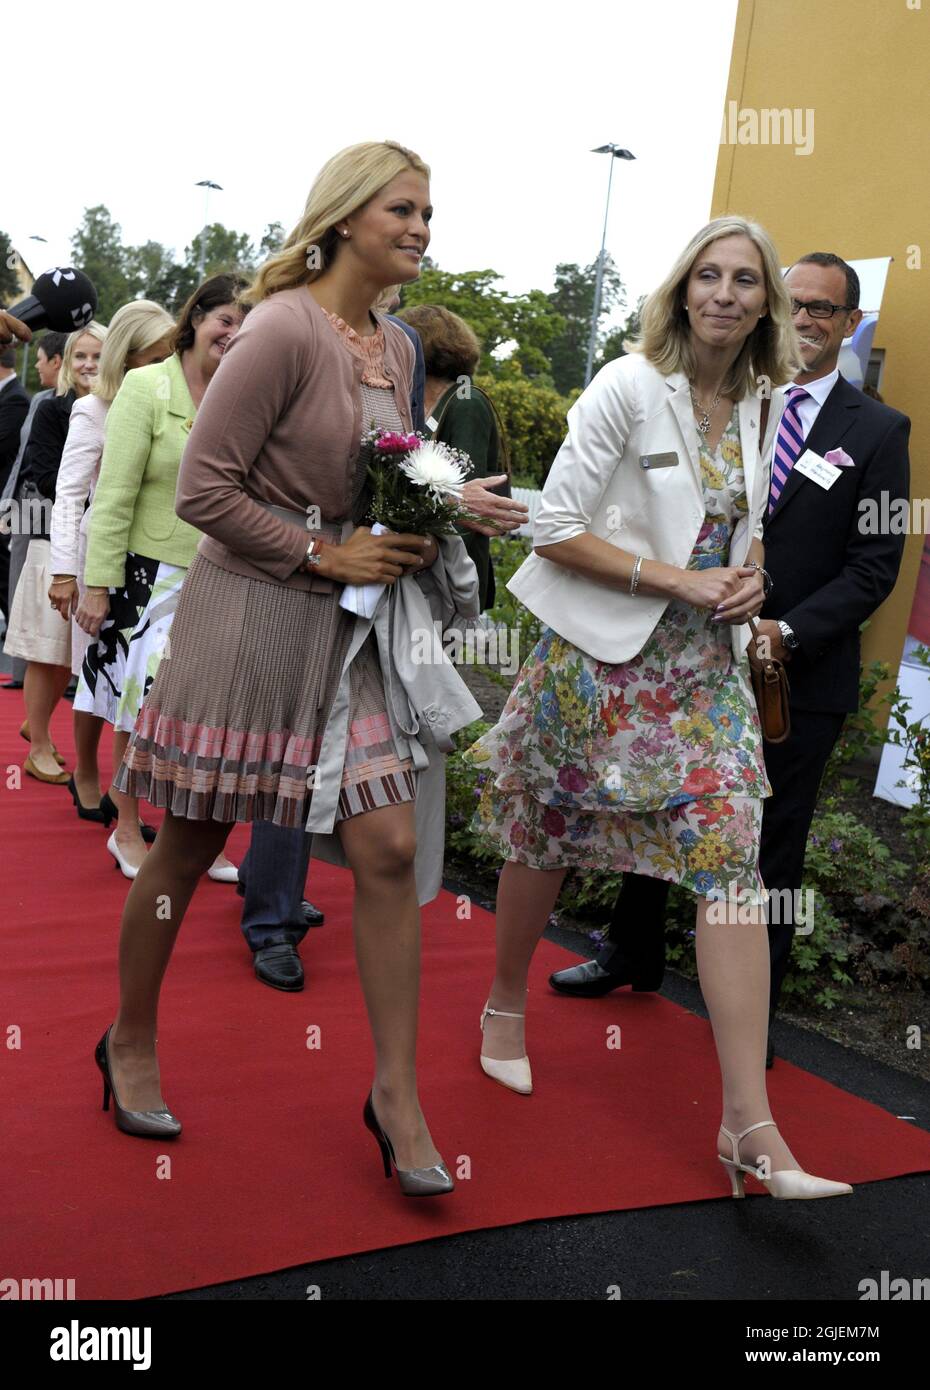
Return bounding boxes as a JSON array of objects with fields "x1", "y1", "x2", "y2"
[
  {"x1": 0, "y1": 230, "x2": 21, "y2": 303},
  {"x1": 399, "y1": 266, "x2": 564, "y2": 379},
  {"x1": 124, "y1": 240, "x2": 197, "y2": 314},
  {"x1": 545, "y1": 255, "x2": 626, "y2": 394},
  {"x1": 599, "y1": 293, "x2": 646, "y2": 368},
  {"x1": 259, "y1": 222, "x2": 285, "y2": 258},
  {"x1": 185, "y1": 224, "x2": 256, "y2": 279},
  {"x1": 71, "y1": 205, "x2": 134, "y2": 323}
]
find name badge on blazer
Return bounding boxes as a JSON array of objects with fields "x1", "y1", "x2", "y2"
[
  {"x1": 639, "y1": 452, "x2": 679, "y2": 470},
  {"x1": 793, "y1": 449, "x2": 842, "y2": 490}
]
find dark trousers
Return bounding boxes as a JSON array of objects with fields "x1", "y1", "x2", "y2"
[
  {"x1": 759, "y1": 709, "x2": 846, "y2": 1015},
  {"x1": 606, "y1": 708, "x2": 846, "y2": 1017},
  {"x1": 237, "y1": 821, "x2": 313, "y2": 952}
]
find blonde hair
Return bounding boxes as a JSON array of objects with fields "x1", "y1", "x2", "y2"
[
  {"x1": 93, "y1": 300, "x2": 175, "y2": 403},
  {"x1": 57, "y1": 321, "x2": 108, "y2": 396},
  {"x1": 629, "y1": 216, "x2": 801, "y2": 398},
  {"x1": 244, "y1": 141, "x2": 430, "y2": 305}
]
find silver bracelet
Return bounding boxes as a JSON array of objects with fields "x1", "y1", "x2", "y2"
[
  {"x1": 746, "y1": 560, "x2": 773, "y2": 597},
  {"x1": 630, "y1": 554, "x2": 644, "y2": 597}
]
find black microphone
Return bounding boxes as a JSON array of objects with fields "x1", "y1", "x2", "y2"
[{"x1": 8, "y1": 267, "x2": 98, "y2": 333}]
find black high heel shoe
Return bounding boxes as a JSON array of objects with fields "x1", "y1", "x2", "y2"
[
  {"x1": 94, "y1": 1026, "x2": 182, "y2": 1139},
  {"x1": 362, "y1": 1092, "x2": 453, "y2": 1196},
  {"x1": 99, "y1": 791, "x2": 157, "y2": 842},
  {"x1": 67, "y1": 775, "x2": 112, "y2": 825}
]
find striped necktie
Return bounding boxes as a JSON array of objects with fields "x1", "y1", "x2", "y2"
[{"x1": 768, "y1": 386, "x2": 810, "y2": 513}]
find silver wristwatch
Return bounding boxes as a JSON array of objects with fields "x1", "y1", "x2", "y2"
[{"x1": 777, "y1": 620, "x2": 800, "y2": 651}]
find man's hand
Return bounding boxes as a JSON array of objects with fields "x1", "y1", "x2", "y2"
[
  {"x1": 752, "y1": 618, "x2": 792, "y2": 663},
  {"x1": 455, "y1": 476, "x2": 529, "y2": 536},
  {"x1": 0, "y1": 310, "x2": 31, "y2": 346}
]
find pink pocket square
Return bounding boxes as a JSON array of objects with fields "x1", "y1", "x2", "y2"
[{"x1": 825, "y1": 447, "x2": 855, "y2": 467}]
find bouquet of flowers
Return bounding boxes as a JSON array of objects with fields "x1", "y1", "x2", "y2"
[
  {"x1": 361, "y1": 428, "x2": 473, "y2": 534},
  {"x1": 340, "y1": 428, "x2": 475, "y2": 617}
]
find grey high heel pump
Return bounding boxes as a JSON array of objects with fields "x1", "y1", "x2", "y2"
[
  {"x1": 95, "y1": 1026, "x2": 182, "y2": 1139},
  {"x1": 363, "y1": 1092, "x2": 453, "y2": 1196}
]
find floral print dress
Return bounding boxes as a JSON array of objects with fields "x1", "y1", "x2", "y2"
[{"x1": 465, "y1": 407, "x2": 771, "y2": 900}]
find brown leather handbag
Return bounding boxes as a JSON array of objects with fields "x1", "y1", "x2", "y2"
[{"x1": 746, "y1": 615, "x2": 791, "y2": 743}]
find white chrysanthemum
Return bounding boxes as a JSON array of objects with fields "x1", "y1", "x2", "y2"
[{"x1": 399, "y1": 440, "x2": 468, "y2": 497}]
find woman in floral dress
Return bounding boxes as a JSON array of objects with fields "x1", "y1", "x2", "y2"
[{"x1": 467, "y1": 217, "x2": 853, "y2": 1199}]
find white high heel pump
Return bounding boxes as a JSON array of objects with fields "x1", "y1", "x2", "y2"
[
  {"x1": 106, "y1": 832, "x2": 142, "y2": 880},
  {"x1": 207, "y1": 858, "x2": 239, "y2": 884},
  {"x1": 718, "y1": 1120, "x2": 853, "y2": 1200},
  {"x1": 480, "y1": 1002, "x2": 532, "y2": 1095}
]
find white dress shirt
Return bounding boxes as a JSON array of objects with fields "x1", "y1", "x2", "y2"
[{"x1": 790, "y1": 367, "x2": 839, "y2": 443}]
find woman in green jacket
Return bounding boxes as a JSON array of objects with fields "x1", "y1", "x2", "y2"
[
  {"x1": 75, "y1": 275, "x2": 245, "y2": 878},
  {"x1": 396, "y1": 305, "x2": 510, "y2": 611}
]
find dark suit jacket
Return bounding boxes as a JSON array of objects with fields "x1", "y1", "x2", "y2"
[
  {"x1": 761, "y1": 374, "x2": 910, "y2": 713},
  {"x1": 386, "y1": 315, "x2": 426, "y2": 432},
  {"x1": 0, "y1": 377, "x2": 30, "y2": 494},
  {"x1": 19, "y1": 389, "x2": 77, "y2": 541}
]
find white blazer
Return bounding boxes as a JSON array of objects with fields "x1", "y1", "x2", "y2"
[
  {"x1": 508, "y1": 354, "x2": 785, "y2": 664},
  {"x1": 49, "y1": 394, "x2": 109, "y2": 576}
]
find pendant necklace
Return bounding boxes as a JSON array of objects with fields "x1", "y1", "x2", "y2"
[{"x1": 689, "y1": 383, "x2": 722, "y2": 435}]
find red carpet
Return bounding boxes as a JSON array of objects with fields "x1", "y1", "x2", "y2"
[{"x1": 2, "y1": 685, "x2": 930, "y2": 1299}]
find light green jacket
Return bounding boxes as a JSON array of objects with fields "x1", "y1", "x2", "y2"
[{"x1": 83, "y1": 353, "x2": 202, "y2": 588}]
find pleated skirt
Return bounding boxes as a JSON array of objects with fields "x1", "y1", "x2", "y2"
[{"x1": 114, "y1": 552, "x2": 416, "y2": 827}]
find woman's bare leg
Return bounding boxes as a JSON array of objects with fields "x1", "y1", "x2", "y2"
[
  {"x1": 337, "y1": 801, "x2": 442, "y2": 1172},
  {"x1": 109, "y1": 730, "x2": 148, "y2": 868},
  {"x1": 23, "y1": 661, "x2": 72, "y2": 776},
  {"x1": 72, "y1": 710, "x2": 104, "y2": 805},
  {"x1": 695, "y1": 894, "x2": 800, "y2": 1173},
  {"x1": 108, "y1": 812, "x2": 233, "y2": 1110},
  {"x1": 481, "y1": 859, "x2": 568, "y2": 1061}
]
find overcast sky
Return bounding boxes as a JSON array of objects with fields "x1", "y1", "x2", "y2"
[{"x1": 10, "y1": 0, "x2": 739, "y2": 326}]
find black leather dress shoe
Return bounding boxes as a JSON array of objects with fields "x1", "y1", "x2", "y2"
[
  {"x1": 549, "y1": 957, "x2": 664, "y2": 997},
  {"x1": 234, "y1": 880, "x2": 324, "y2": 928},
  {"x1": 253, "y1": 943, "x2": 304, "y2": 991},
  {"x1": 301, "y1": 899, "x2": 325, "y2": 927}
]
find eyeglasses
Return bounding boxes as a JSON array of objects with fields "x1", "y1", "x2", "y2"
[{"x1": 789, "y1": 298, "x2": 853, "y2": 320}]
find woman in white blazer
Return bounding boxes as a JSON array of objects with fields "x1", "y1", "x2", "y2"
[
  {"x1": 48, "y1": 301, "x2": 174, "y2": 822},
  {"x1": 466, "y1": 216, "x2": 853, "y2": 1199}
]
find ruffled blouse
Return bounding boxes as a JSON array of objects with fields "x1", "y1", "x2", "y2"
[{"x1": 321, "y1": 310, "x2": 393, "y2": 388}]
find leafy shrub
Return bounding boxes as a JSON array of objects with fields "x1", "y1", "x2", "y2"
[{"x1": 474, "y1": 372, "x2": 571, "y2": 487}]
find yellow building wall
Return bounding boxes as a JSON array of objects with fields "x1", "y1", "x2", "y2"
[{"x1": 712, "y1": 0, "x2": 928, "y2": 678}]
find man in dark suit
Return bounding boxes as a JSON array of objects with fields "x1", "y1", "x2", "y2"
[
  {"x1": 548, "y1": 252, "x2": 911, "y2": 1062},
  {"x1": 0, "y1": 347, "x2": 31, "y2": 620}
]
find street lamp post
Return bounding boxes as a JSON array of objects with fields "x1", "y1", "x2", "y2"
[
  {"x1": 195, "y1": 180, "x2": 223, "y2": 282},
  {"x1": 583, "y1": 145, "x2": 635, "y2": 388}
]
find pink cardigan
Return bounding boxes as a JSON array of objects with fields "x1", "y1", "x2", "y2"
[{"x1": 175, "y1": 287, "x2": 415, "y2": 592}]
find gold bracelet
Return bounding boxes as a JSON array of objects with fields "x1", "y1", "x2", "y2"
[{"x1": 630, "y1": 555, "x2": 644, "y2": 597}]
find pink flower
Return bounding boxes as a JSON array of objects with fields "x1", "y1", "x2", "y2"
[
  {"x1": 824, "y1": 447, "x2": 854, "y2": 468},
  {"x1": 557, "y1": 766, "x2": 589, "y2": 792},
  {"x1": 542, "y1": 808, "x2": 566, "y2": 838},
  {"x1": 509, "y1": 823, "x2": 526, "y2": 848},
  {"x1": 375, "y1": 431, "x2": 420, "y2": 453}
]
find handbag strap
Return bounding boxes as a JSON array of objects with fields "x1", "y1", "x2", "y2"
[{"x1": 428, "y1": 383, "x2": 511, "y2": 478}]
